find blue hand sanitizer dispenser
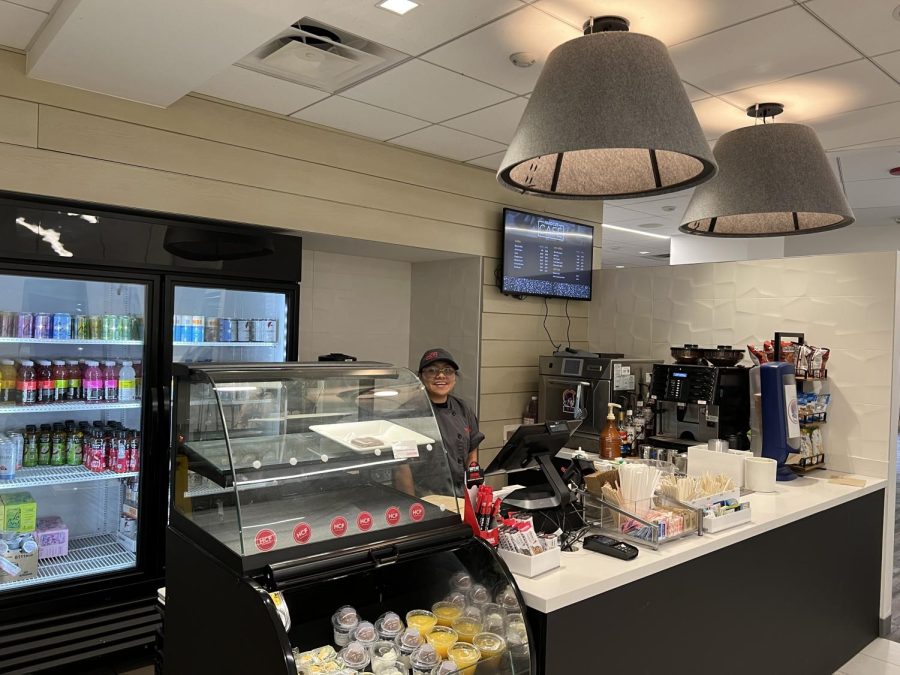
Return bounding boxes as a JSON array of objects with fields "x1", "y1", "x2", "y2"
[{"x1": 760, "y1": 362, "x2": 801, "y2": 481}]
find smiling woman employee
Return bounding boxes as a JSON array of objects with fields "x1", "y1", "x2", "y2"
[{"x1": 417, "y1": 348, "x2": 485, "y2": 491}]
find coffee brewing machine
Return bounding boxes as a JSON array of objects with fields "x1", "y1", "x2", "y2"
[{"x1": 648, "y1": 363, "x2": 751, "y2": 451}]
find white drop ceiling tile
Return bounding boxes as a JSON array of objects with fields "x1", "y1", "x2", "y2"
[
  {"x1": 10, "y1": 0, "x2": 54, "y2": 11},
  {"x1": 0, "y1": 1, "x2": 46, "y2": 50},
  {"x1": 669, "y1": 6, "x2": 860, "y2": 95},
  {"x1": 849, "y1": 206, "x2": 900, "y2": 226},
  {"x1": 196, "y1": 66, "x2": 329, "y2": 115},
  {"x1": 602, "y1": 204, "x2": 654, "y2": 223},
  {"x1": 691, "y1": 97, "x2": 753, "y2": 140},
  {"x1": 390, "y1": 125, "x2": 506, "y2": 161},
  {"x1": 341, "y1": 59, "x2": 512, "y2": 122},
  {"x1": 806, "y1": 0, "x2": 900, "y2": 57},
  {"x1": 298, "y1": 0, "x2": 523, "y2": 56},
  {"x1": 531, "y1": 0, "x2": 792, "y2": 46},
  {"x1": 422, "y1": 6, "x2": 580, "y2": 95},
  {"x1": 844, "y1": 177, "x2": 900, "y2": 208},
  {"x1": 809, "y1": 101, "x2": 900, "y2": 149},
  {"x1": 290, "y1": 96, "x2": 429, "y2": 141},
  {"x1": 683, "y1": 82, "x2": 710, "y2": 101},
  {"x1": 833, "y1": 136, "x2": 900, "y2": 151},
  {"x1": 874, "y1": 50, "x2": 900, "y2": 81},
  {"x1": 831, "y1": 144, "x2": 900, "y2": 181},
  {"x1": 442, "y1": 97, "x2": 528, "y2": 143},
  {"x1": 719, "y1": 60, "x2": 900, "y2": 123},
  {"x1": 468, "y1": 151, "x2": 508, "y2": 171}
]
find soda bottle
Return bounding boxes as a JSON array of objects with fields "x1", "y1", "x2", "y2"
[
  {"x1": 66, "y1": 360, "x2": 82, "y2": 401},
  {"x1": 634, "y1": 401, "x2": 646, "y2": 442},
  {"x1": 23, "y1": 425, "x2": 38, "y2": 467},
  {"x1": 66, "y1": 423, "x2": 83, "y2": 466},
  {"x1": 0, "y1": 435, "x2": 15, "y2": 480},
  {"x1": 113, "y1": 431, "x2": 128, "y2": 473},
  {"x1": 50, "y1": 423, "x2": 66, "y2": 465},
  {"x1": 102, "y1": 361, "x2": 119, "y2": 403},
  {"x1": 625, "y1": 410, "x2": 636, "y2": 447},
  {"x1": 523, "y1": 395, "x2": 538, "y2": 425},
  {"x1": 0, "y1": 359, "x2": 16, "y2": 405},
  {"x1": 89, "y1": 430, "x2": 105, "y2": 472},
  {"x1": 16, "y1": 360, "x2": 37, "y2": 406},
  {"x1": 127, "y1": 429, "x2": 141, "y2": 472},
  {"x1": 37, "y1": 424, "x2": 52, "y2": 465},
  {"x1": 118, "y1": 360, "x2": 136, "y2": 402},
  {"x1": 83, "y1": 361, "x2": 103, "y2": 403},
  {"x1": 52, "y1": 360, "x2": 68, "y2": 403},
  {"x1": 36, "y1": 360, "x2": 53, "y2": 404}
]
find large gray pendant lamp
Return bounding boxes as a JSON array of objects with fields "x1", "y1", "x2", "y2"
[
  {"x1": 497, "y1": 16, "x2": 717, "y2": 200},
  {"x1": 680, "y1": 103, "x2": 854, "y2": 236}
]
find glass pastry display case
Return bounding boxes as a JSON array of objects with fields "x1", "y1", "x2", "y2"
[{"x1": 164, "y1": 362, "x2": 535, "y2": 675}]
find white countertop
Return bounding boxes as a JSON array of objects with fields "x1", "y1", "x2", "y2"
[{"x1": 514, "y1": 473, "x2": 887, "y2": 613}]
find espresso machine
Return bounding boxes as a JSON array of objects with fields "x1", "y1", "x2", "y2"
[{"x1": 647, "y1": 363, "x2": 751, "y2": 451}]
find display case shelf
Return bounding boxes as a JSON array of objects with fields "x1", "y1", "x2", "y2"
[
  {"x1": 0, "y1": 337, "x2": 142, "y2": 346},
  {"x1": 0, "y1": 534, "x2": 135, "y2": 592},
  {"x1": 173, "y1": 341, "x2": 277, "y2": 348},
  {"x1": 0, "y1": 401, "x2": 141, "y2": 414},
  {"x1": 0, "y1": 465, "x2": 138, "y2": 490}
]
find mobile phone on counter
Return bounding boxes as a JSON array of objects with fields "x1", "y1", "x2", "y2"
[{"x1": 582, "y1": 534, "x2": 639, "y2": 560}]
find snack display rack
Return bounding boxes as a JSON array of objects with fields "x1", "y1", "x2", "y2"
[{"x1": 163, "y1": 362, "x2": 535, "y2": 674}]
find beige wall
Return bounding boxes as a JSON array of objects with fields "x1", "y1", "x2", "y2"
[
  {"x1": 299, "y1": 249, "x2": 412, "y2": 366},
  {"x1": 409, "y1": 257, "x2": 482, "y2": 409},
  {"x1": 590, "y1": 251, "x2": 899, "y2": 480}
]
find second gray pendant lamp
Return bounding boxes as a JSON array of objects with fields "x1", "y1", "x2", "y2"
[
  {"x1": 680, "y1": 103, "x2": 854, "y2": 236},
  {"x1": 497, "y1": 16, "x2": 716, "y2": 200}
]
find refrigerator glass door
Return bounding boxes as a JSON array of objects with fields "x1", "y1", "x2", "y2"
[
  {"x1": 172, "y1": 286, "x2": 288, "y2": 364},
  {"x1": 0, "y1": 273, "x2": 146, "y2": 592}
]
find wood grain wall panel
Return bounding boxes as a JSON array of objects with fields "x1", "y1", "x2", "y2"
[
  {"x1": 482, "y1": 313, "x2": 588, "y2": 342},
  {"x1": 480, "y1": 340, "x2": 590, "y2": 368},
  {"x1": 0, "y1": 96, "x2": 37, "y2": 147},
  {"x1": 479, "y1": 366, "x2": 540, "y2": 395},
  {"x1": 481, "y1": 286, "x2": 590, "y2": 318}
]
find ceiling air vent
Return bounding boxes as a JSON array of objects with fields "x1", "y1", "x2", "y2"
[{"x1": 238, "y1": 18, "x2": 408, "y2": 93}]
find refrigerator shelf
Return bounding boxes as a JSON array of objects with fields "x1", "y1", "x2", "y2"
[
  {"x1": 0, "y1": 337, "x2": 143, "y2": 346},
  {"x1": 0, "y1": 534, "x2": 135, "y2": 592},
  {"x1": 173, "y1": 341, "x2": 277, "y2": 348},
  {"x1": 0, "y1": 401, "x2": 141, "y2": 414},
  {"x1": 0, "y1": 465, "x2": 138, "y2": 490}
]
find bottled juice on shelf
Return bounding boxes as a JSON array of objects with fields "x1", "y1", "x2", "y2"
[
  {"x1": 22, "y1": 425, "x2": 37, "y2": 467},
  {"x1": 9, "y1": 431, "x2": 23, "y2": 470},
  {"x1": 16, "y1": 360, "x2": 37, "y2": 406},
  {"x1": 112, "y1": 431, "x2": 128, "y2": 473},
  {"x1": 127, "y1": 430, "x2": 140, "y2": 472},
  {"x1": 36, "y1": 360, "x2": 53, "y2": 404},
  {"x1": 133, "y1": 360, "x2": 142, "y2": 401},
  {"x1": 102, "y1": 361, "x2": 118, "y2": 403},
  {"x1": 118, "y1": 361, "x2": 136, "y2": 402},
  {"x1": 52, "y1": 360, "x2": 67, "y2": 403},
  {"x1": 0, "y1": 359, "x2": 17, "y2": 405},
  {"x1": 37, "y1": 424, "x2": 51, "y2": 465},
  {"x1": 65, "y1": 423, "x2": 83, "y2": 466},
  {"x1": 50, "y1": 424, "x2": 66, "y2": 466},
  {"x1": 83, "y1": 361, "x2": 103, "y2": 403},
  {"x1": 66, "y1": 360, "x2": 82, "y2": 401}
]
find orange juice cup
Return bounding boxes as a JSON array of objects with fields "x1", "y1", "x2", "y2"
[
  {"x1": 451, "y1": 616, "x2": 483, "y2": 644},
  {"x1": 448, "y1": 641, "x2": 481, "y2": 675},
  {"x1": 432, "y1": 601, "x2": 463, "y2": 627},
  {"x1": 425, "y1": 625, "x2": 458, "y2": 659},
  {"x1": 406, "y1": 609, "x2": 438, "y2": 636},
  {"x1": 473, "y1": 632, "x2": 507, "y2": 674}
]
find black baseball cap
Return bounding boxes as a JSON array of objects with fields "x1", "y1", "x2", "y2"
[{"x1": 418, "y1": 348, "x2": 459, "y2": 373}]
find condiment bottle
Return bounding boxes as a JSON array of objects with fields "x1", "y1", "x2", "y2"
[{"x1": 599, "y1": 402, "x2": 622, "y2": 459}]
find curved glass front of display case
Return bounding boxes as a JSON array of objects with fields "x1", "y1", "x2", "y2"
[{"x1": 171, "y1": 363, "x2": 462, "y2": 559}]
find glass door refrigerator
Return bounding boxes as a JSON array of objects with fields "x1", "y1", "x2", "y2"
[{"x1": 0, "y1": 194, "x2": 301, "y2": 673}]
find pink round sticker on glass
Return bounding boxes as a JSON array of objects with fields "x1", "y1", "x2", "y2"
[
  {"x1": 331, "y1": 516, "x2": 349, "y2": 537},
  {"x1": 293, "y1": 522, "x2": 312, "y2": 544},
  {"x1": 255, "y1": 528, "x2": 277, "y2": 552},
  {"x1": 357, "y1": 511, "x2": 374, "y2": 532},
  {"x1": 385, "y1": 506, "x2": 401, "y2": 526},
  {"x1": 409, "y1": 503, "x2": 425, "y2": 522}
]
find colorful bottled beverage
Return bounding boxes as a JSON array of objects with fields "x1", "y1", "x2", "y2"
[
  {"x1": 102, "y1": 361, "x2": 119, "y2": 402},
  {"x1": 16, "y1": 360, "x2": 37, "y2": 406},
  {"x1": 0, "y1": 359, "x2": 17, "y2": 405},
  {"x1": 82, "y1": 361, "x2": 103, "y2": 403},
  {"x1": 36, "y1": 360, "x2": 53, "y2": 404}
]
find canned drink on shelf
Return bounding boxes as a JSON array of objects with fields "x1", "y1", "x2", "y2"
[
  {"x1": 8, "y1": 432, "x2": 23, "y2": 471},
  {"x1": 261, "y1": 318, "x2": 277, "y2": 343},
  {"x1": 252, "y1": 319, "x2": 267, "y2": 343},
  {"x1": 74, "y1": 315, "x2": 90, "y2": 340},
  {"x1": 33, "y1": 313, "x2": 52, "y2": 339},
  {"x1": 0, "y1": 311, "x2": 15, "y2": 338},
  {"x1": 52, "y1": 313, "x2": 72, "y2": 340},
  {"x1": 0, "y1": 436, "x2": 15, "y2": 480},
  {"x1": 204, "y1": 317, "x2": 219, "y2": 343},
  {"x1": 101, "y1": 314, "x2": 115, "y2": 341},
  {"x1": 237, "y1": 319, "x2": 252, "y2": 342},
  {"x1": 131, "y1": 315, "x2": 144, "y2": 341},
  {"x1": 219, "y1": 318, "x2": 234, "y2": 342},
  {"x1": 191, "y1": 316, "x2": 205, "y2": 343},
  {"x1": 88, "y1": 315, "x2": 102, "y2": 341},
  {"x1": 16, "y1": 313, "x2": 33, "y2": 339},
  {"x1": 118, "y1": 315, "x2": 132, "y2": 341}
]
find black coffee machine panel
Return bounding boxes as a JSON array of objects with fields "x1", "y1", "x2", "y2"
[{"x1": 649, "y1": 364, "x2": 751, "y2": 450}]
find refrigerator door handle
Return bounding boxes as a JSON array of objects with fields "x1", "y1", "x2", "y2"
[
  {"x1": 151, "y1": 386, "x2": 160, "y2": 418},
  {"x1": 163, "y1": 386, "x2": 171, "y2": 415}
]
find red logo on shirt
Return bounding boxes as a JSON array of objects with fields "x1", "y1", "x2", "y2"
[
  {"x1": 385, "y1": 506, "x2": 401, "y2": 526},
  {"x1": 255, "y1": 529, "x2": 277, "y2": 552},
  {"x1": 356, "y1": 511, "x2": 373, "y2": 532},
  {"x1": 464, "y1": 426, "x2": 471, "y2": 433},
  {"x1": 330, "y1": 516, "x2": 348, "y2": 537},
  {"x1": 292, "y1": 523, "x2": 312, "y2": 544},
  {"x1": 410, "y1": 503, "x2": 425, "y2": 522}
]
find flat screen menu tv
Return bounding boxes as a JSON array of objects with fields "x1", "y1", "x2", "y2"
[{"x1": 501, "y1": 208, "x2": 593, "y2": 300}]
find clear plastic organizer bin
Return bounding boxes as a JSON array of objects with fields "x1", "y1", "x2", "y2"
[{"x1": 580, "y1": 491, "x2": 701, "y2": 550}]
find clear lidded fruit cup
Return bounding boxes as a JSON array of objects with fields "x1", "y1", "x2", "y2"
[
  {"x1": 451, "y1": 613, "x2": 483, "y2": 644},
  {"x1": 472, "y1": 632, "x2": 508, "y2": 674},
  {"x1": 448, "y1": 641, "x2": 481, "y2": 675},
  {"x1": 406, "y1": 609, "x2": 437, "y2": 636},
  {"x1": 376, "y1": 611, "x2": 405, "y2": 641},
  {"x1": 425, "y1": 625, "x2": 458, "y2": 660},
  {"x1": 395, "y1": 627, "x2": 425, "y2": 668},
  {"x1": 431, "y1": 601, "x2": 462, "y2": 628},
  {"x1": 409, "y1": 643, "x2": 441, "y2": 675},
  {"x1": 371, "y1": 640, "x2": 402, "y2": 672},
  {"x1": 332, "y1": 605, "x2": 361, "y2": 647}
]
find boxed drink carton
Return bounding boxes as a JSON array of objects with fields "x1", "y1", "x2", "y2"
[
  {"x1": 35, "y1": 516, "x2": 68, "y2": 559},
  {"x1": 0, "y1": 492, "x2": 36, "y2": 532},
  {"x1": 0, "y1": 532, "x2": 39, "y2": 582}
]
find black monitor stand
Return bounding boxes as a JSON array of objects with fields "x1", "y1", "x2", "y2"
[{"x1": 504, "y1": 453, "x2": 573, "y2": 510}]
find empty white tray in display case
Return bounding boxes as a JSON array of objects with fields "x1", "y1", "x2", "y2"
[{"x1": 309, "y1": 420, "x2": 435, "y2": 452}]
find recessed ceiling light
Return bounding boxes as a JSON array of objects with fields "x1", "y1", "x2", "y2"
[
  {"x1": 661, "y1": 205, "x2": 677, "y2": 212},
  {"x1": 510, "y1": 52, "x2": 536, "y2": 68},
  {"x1": 638, "y1": 222, "x2": 665, "y2": 229},
  {"x1": 615, "y1": 265, "x2": 625, "y2": 268},
  {"x1": 377, "y1": 0, "x2": 419, "y2": 15},
  {"x1": 639, "y1": 251, "x2": 650, "y2": 255},
  {"x1": 602, "y1": 223, "x2": 670, "y2": 240}
]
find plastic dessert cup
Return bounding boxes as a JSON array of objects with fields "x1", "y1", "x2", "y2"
[
  {"x1": 472, "y1": 632, "x2": 507, "y2": 675},
  {"x1": 409, "y1": 644, "x2": 441, "y2": 675},
  {"x1": 450, "y1": 616, "x2": 483, "y2": 644},
  {"x1": 406, "y1": 609, "x2": 437, "y2": 636},
  {"x1": 333, "y1": 606, "x2": 360, "y2": 647},
  {"x1": 425, "y1": 626, "x2": 458, "y2": 659},
  {"x1": 448, "y1": 642, "x2": 481, "y2": 675},
  {"x1": 431, "y1": 601, "x2": 462, "y2": 628}
]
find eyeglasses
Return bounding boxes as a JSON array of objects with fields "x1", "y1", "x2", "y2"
[{"x1": 422, "y1": 366, "x2": 457, "y2": 378}]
